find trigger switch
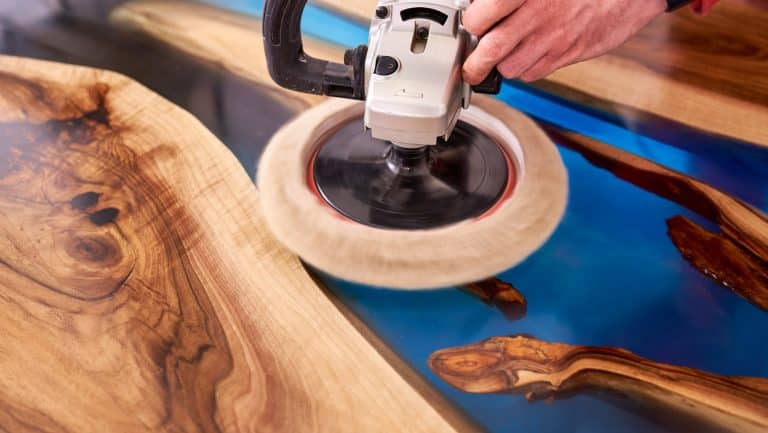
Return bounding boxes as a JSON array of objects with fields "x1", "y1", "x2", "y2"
[{"x1": 374, "y1": 56, "x2": 399, "y2": 76}]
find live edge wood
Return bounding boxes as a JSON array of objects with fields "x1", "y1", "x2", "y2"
[
  {"x1": 540, "y1": 124, "x2": 768, "y2": 310},
  {"x1": 0, "y1": 55, "x2": 459, "y2": 433},
  {"x1": 429, "y1": 335, "x2": 768, "y2": 433},
  {"x1": 539, "y1": 125, "x2": 768, "y2": 261},
  {"x1": 667, "y1": 215, "x2": 768, "y2": 311}
]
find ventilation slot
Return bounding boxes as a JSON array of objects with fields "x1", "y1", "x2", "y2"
[{"x1": 400, "y1": 7, "x2": 448, "y2": 25}]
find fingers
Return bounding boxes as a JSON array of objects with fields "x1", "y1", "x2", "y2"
[
  {"x1": 492, "y1": 15, "x2": 580, "y2": 82},
  {"x1": 518, "y1": 38, "x2": 581, "y2": 82},
  {"x1": 462, "y1": 0, "x2": 526, "y2": 36},
  {"x1": 462, "y1": 8, "x2": 536, "y2": 84},
  {"x1": 495, "y1": 35, "x2": 550, "y2": 81},
  {"x1": 518, "y1": 51, "x2": 575, "y2": 82}
]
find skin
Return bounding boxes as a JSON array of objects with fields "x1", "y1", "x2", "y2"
[{"x1": 462, "y1": 0, "x2": 668, "y2": 84}]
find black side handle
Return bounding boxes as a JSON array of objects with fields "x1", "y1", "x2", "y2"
[
  {"x1": 472, "y1": 69, "x2": 502, "y2": 94},
  {"x1": 262, "y1": 0, "x2": 367, "y2": 99}
]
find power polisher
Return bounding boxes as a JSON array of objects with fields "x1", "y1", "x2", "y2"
[
  {"x1": 258, "y1": 0, "x2": 568, "y2": 289},
  {"x1": 263, "y1": 0, "x2": 508, "y2": 229}
]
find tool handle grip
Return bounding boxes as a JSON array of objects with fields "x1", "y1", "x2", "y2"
[
  {"x1": 472, "y1": 69, "x2": 502, "y2": 94},
  {"x1": 262, "y1": 0, "x2": 367, "y2": 99}
]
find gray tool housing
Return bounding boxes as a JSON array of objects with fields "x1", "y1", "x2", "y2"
[{"x1": 364, "y1": 0, "x2": 475, "y2": 148}]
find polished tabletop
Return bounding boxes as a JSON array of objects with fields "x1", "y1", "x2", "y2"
[{"x1": 1, "y1": 1, "x2": 766, "y2": 432}]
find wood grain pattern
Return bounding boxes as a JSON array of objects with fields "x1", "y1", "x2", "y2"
[
  {"x1": 303, "y1": 0, "x2": 768, "y2": 148},
  {"x1": 429, "y1": 335, "x2": 768, "y2": 433},
  {"x1": 0, "y1": 55, "x2": 460, "y2": 433},
  {"x1": 536, "y1": 0, "x2": 768, "y2": 148},
  {"x1": 539, "y1": 124, "x2": 768, "y2": 306},
  {"x1": 462, "y1": 278, "x2": 527, "y2": 321},
  {"x1": 667, "y1": 215, "x2": 768, "y2": 311}
]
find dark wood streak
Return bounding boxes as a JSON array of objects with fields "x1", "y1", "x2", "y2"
[
  {"x1": 539, "y1": 123, "x2": 768, "y2": 310},
  {"x1": 0, "y1": 71, "x2": 236, "y2": 432},
  {"x1": 461, "y1": 278, "x2": 527, "y2": 321},
  {"x1": 70, "y1": 191, "x2": 101, "y2": 209},
  {"x1": 667, "y1": 215, "x2": 768, "y2": 311},
  {"x1": 429, "y1": 335, "x2": 768, "y2": 433}
]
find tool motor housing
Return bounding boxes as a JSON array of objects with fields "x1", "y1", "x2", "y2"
[
  {"x1": 263, "y1": 0, "x2": 500, "y2": 146},
  {"x1": 364, "y1": 0, "x2": 473, "y2": 147}
]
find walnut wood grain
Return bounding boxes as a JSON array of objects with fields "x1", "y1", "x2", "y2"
[
  {"x1": 599, "y1": 0, "x2": 768, "y2": 111},
  {"x1": 429, "y1": 335, "x2": 768, "y2": 433},
  {"x1": 462, "y1": 278, "x2": 527, "y2": 321},
  {"x1": 667, "y1": 215, "x2": 768, "y2": 311},
  {"x1": 535, "y1": 0, "x2": 768, "y2": 148},
  {"x1": 0, "y1": 55, "x2": 459, "y2": 433}
]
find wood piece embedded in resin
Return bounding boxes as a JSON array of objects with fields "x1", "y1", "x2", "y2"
[
  {"x1": 541, "y1": 124, "x2": 768, "y2": 311},
  {"x1": 429, "y1": 335, "x2": 768, "y2": 433},
  {"x1": 540, "y1": 124, "x2": 768, "y2": 263},
  {"x1": 462, "y1": 278, "x2": 527, "y2": 321},
  {"x1": 667, "y1": 215, "x2": 768, "y2": 311}
]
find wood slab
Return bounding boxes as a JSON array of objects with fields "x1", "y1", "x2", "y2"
[
  {"x1": 429, "y1": 335, "x2": 768, "y2": 433},
  {"x1": 0, "y1": 54, "x2": 461, "y2": 433}
]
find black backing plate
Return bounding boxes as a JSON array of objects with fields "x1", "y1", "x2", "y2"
[{"x1": 312, "y1": 120, "x2": 511, "y2": 230}]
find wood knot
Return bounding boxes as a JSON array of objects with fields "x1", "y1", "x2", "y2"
[{"x1": 65, "y1": 233, "x2": 122, "y2": 267}]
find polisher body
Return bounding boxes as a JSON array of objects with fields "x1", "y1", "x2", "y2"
[
  {"x1": 363, "y1": 0, "x2": 473, "y2": 148},
  {"x1": 260, "y1": 0, "x2": 568, "y2": 289}
]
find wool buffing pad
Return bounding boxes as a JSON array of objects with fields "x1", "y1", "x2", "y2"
[{"x1": 257, "y1": 96, "x2": 568, "y2": 289}]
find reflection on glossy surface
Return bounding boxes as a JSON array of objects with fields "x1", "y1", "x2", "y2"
[{"x1": 2, "y1": 2, "x2": 767, "y2": 433}]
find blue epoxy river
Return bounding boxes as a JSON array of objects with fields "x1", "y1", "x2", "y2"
[{"x1": 209, "y1": 2, "x2": 768, "y2": 432}]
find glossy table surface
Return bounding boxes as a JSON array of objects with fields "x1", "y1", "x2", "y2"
[{"x1": 2, "y1": 1, "x2": 767, "y2": 432}]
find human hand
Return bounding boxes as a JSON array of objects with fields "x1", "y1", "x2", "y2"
[{"x1": 462, "y1": 0, "x2": 667, "y2": 84}]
